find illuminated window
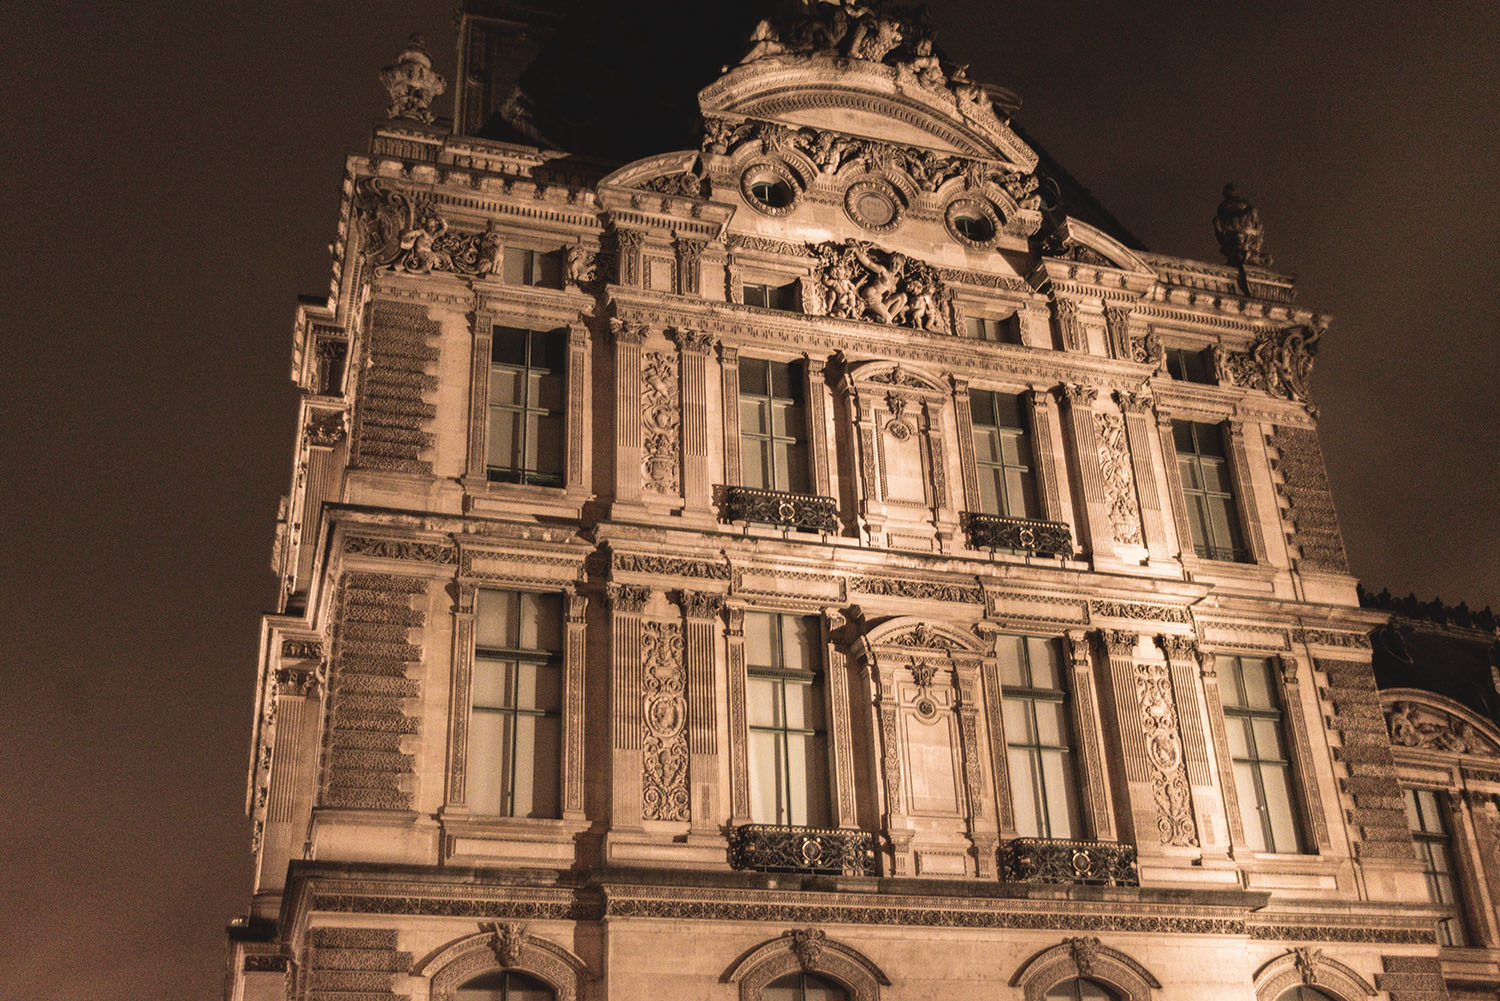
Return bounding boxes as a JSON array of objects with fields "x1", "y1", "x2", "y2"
[
  {"x1": 999, "y1": 635, "x2": 1082, "y2": 839},
  {"x1": 501, "y1": 247, "x2": 562, "y2": 288},
  {"x1": 746, "y1": 613, "x2": 829, "y2": 827},
  {"x1": 740, "y1": 358, "x2": 809, "y2": 493},
  {"x1": 487, "y1": 326, "x2": 565, "y2": 486},
  {"x1": 1044, "y1": 978, "x2": 1115, "y2": 1001},
  {"x1": 970, "y1": 389, "x2": 1038, "y2": 519},
  {"x1": 1173, "y1": 420, "x2": 1248, "y2": 562},
  {"x1": 456, "y1": 971, "x2": 554, "y2": 1001},
  {"x1": 762, "y1": 971, "x2": 847, "y2": 1001},
  {"x1": 1220, "y1": 655, "x2": 1304, "y2": 853},
  {"x1": 1405, "y1": 787, "x2": 1469, "y2": 946},
  {"x1": 743, "y1": 280, "x2": 801, "y2": 311}
]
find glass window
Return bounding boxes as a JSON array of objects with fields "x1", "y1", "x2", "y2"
[
  {"x1": 739, "y1": 358, "x2": 810, "y2": 493},
  {"x1": 964, "y1": 314, "x2": 1015, "y2": 342},
  {"x1": 488, "y1": 326, "x2": 566, "y2": 486},
  {"x1": 501, "y1": 247, "x2": 563, "y2": 288},
  {"x1": 469, "y1": 590, "x2": 563, "y2": 818},
  {"x1": 999, "y1": 635, "x2": 1082, "y2": 839},
  {"x1": 970, "y1": 389, "x2": 1038, "y2": 519},
  {"x1": 1044, "y1": 978, "x2": 1115, "y2": 1001},
  {"x1": 743, "y1": 280, "x2": 800, "y2": 311},
  {"x1": 1166, "y1": 346, "x2": 1214, "y2": 383},
  {"x1": 746, "y1": 613, "x2": 829, "y2": 827},
  {"x1": 1405, "y1": 787, "x2": 1468, "y2": 946},
  {"x1": 456, "y1": 971, "x2": 555, "y2": 1001},
  {"x1": 763, "y1": 971, "x2": 848, "y2": 1001},
  {"x1": 1219, "y1": 655, "x2": 1304, "y2": 853},
  {"x1": 1173, "y1": 419, "x2": 1248, "y2": 562}
]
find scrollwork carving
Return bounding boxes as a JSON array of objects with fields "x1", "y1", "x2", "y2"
[
  {"x1": 1094, "y1": 413, "x2": 1143, "y2": 545},
  {"x1": 379, "y1": 35, "x2": 446, "y2": 124},
  {"x1": 1135, "y1": 660, "x2": 1197, "y2": 845},
  {"x1": 642, "y1": 350, "x2": 681, "y2": 495},
  {"x1": 641, "y1": 620, "x2": 689, "y2": 821},
  {"x1": 356, "y1": 181, "x2": 501, "y2": 277}
]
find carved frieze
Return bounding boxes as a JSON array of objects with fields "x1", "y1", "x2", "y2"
[
  {"x1": 305, "y1": 410, "x2": 348, "y2": 447},
  {"x1": 806, "y1": 240, "x2": 951, "y2": 333},
  {"x1": 851, "y1": 576, "x2": 983, "y2": 603},
  {"x1": 641, "y1": 620, "x2": 689, "y2": 821},
  {"x1": 1093, "y1": 413, "x2": 1143, "y2": 545},
  {"x1": 641, "y1": 350, "x2": 681, "y2": 495},
  {"x1": 1387, "y1": 701, "x2": 1499, "y2": 756},
  {"x1": 343, "y1": 535, "x2": 458, "y2": 564}
]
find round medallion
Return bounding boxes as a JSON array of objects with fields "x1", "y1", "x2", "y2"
[
  {"x1": 843, "y1": 178, "x2": 904, "y2": 232},
  {"x1": 945, "y1": 198, "x2": 1001, "y2": 248}
]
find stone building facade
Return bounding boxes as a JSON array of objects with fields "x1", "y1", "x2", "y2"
[{"x1": 225, "y1": 5, "x2": 1490, "y2": 1000}]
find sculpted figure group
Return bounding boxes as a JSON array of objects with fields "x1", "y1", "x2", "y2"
[{"x1": 810, "y1": 240, "x2": 950, "y2": 333}]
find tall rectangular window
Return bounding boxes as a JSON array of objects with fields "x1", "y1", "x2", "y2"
[
  {"x1": 742, "y1": 280, "x2": 800, "y2": 311},
  {"x1": 999, "y1": 635, "x2": 1082, "y2": 839},
  {"x1": 1166, "y1": 346, "x2": 1214, "y2": 383},
  {"x1": 971, "y1": 390, "x2": 1038, "y2": 519},
  {"x1": 1173, "y1": 420, "x2": 1247, "y2": 562},
  {"x1": 488, "y1": 326, "x2": 565, "y2": 486},
  {"x1": 502, "y1": 247, "x2": 563, "y2": 288},
  {"x1": 1220, "y1": 655, "x2": 1304, "y2": 853},
  {"x1": 745, "y1": 613, "x2": 829, "y2": 827},
  {"x1": 739, "y1": 358, "x2": 810, "y2": 493},
  {"x1": 470, "y1": 590, "x2": 562, "y2": 818},
  {"x1": 1405, "y1": 787, "x2": 1468, "y2": 946}
]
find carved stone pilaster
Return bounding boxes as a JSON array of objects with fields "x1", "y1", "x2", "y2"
[
  {"x1": 613, "y1": 228, "x2": 645, "y2": 286},
  {"x1": 1060, "y1": 385, "x2": 1111, "y2": 558},
  {"x1": 804, "y1": 355, "x2": 832, "y2": 499},
  {"x1": 1025, "y1": 388, "x2": 1068, "y2": 528},
  {"x1": 641, "y1": 619, "x2": 689, "y2": 822},
  {"x1": 1133, "y1": 657, "x2": 1197, "y2": 847},
  {"x1": 724, "y1": 605, "x2": 751, "y2": 824},
  {"x1": 1275, "y1": 654, "x2": 1331, "y2": 851},
  {"x1": 679, "y1": 589, "x2": 721, "y2": 831},
  {"x1": 1155, "y1": 407, "x2": 1193, "y2": 559},
  {"x1": 822, "y1": 612, "x2": 858, "y2": 829},
  {"x1": 1064, "y1": 630, "x2": 1115, "y2": 841},
  {"x1": 608, "y1": 584, "x2": 649, "y2": 827},
  {"x1": 1096, "y1": 629, "x2": 1154, "y2": 844},
  {"x1": 1053, "y1": 298, "x2": 1084, "y2": 352},
  {"x1": 1104, "y1": 306, "x2": 1133, "y2": 359},
  {"x1": 674, "y1": 236, "x2": 706, "y2": 295},
  {"x1": 719, "y1": 343, "x2": 743, "y2": 487},
  {"x1": 1116, "y1": 390, "x2": 1169, "y2": 560},
  {"x1": 446, "y1": 582, "x2": 479, "y2": 808},
  {"x1": 1225, "y1": 421, "x2": 1269, "y2": 563},
  {"x1": 608, "y1": 320, "x2": 646, "y2": 506},
  {"x1": 1195, "y1": 649, "x2": 1246, "y2": 849},
  {"x1": 562, "y1": 591, "x2": 587, "y2": 819},
  {"x1": 641, "y1": 347, "x2": 681, "y2": 499}
]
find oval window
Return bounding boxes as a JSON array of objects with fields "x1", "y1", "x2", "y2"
[
  {"x1": 748, "y1": 176, "x2": 794, "y2": 209},
  {"x1": 953, "y1": 213, "x2": 994, "y2": 242}
]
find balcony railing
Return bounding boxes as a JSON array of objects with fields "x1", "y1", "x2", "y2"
[
  {"x1": 724, "y1": 486, "x2": 839, "y2": 534},
  {"x1": 1000, "y1": 837, "x2": 1139, "y2": 887},
  {"x1": 1193, "y1": 543, "x2": 1251, "y2": 564},
  {"x1": 728, "y1": 824, "x2": 876, "y2": 876},
  {"x1": 961, "y1": 512, "x2": 1073, "y2": 557}
]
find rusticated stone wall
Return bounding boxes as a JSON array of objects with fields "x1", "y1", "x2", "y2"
[
  {"x1": 1268, "y1": 426, "x2": 1350, "y2": 573},
  {"x1": 304, "y1": 926, "x2": 412, "y2": 1001},
  {"x1": 1319, "y1": 658, "x2": 1411, "y2": 858},
  {"x1": 1377, "y1": 955, "x2": 1449, "y2": 1000},
  {"x1": 320, "y1": 571, "x2": 425, "y2": 810},
  {"x1": 350, "y1": 300, "x2": 440, "y2": 474}
]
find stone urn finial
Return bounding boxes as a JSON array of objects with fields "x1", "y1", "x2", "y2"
[
  {"x1": 379, "y1": 33, "x2": 446, "y2": 124},
  {"x1": 1213, "y1": 182, "x2": 1272, "y2": 268}
]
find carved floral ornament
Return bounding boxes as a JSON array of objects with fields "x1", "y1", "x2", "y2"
[
  {"x1": 1251, "y1": 948, "x2": 1376, "y2": 1001},
  {"x1": 422, "y1": 925, "x2": 593, "y2": 1001},
  {"x1": 725, "y1": 929, "x2": 891, "y2": 1001},
  {"x1": 1214, "y1": 324, "x2": 1324, "y2": 403}
]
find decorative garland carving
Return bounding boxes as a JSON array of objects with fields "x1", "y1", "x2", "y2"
[
  {"x1": 642, "y1": 350, "x2": 681, "y2": 495},
  {"x1": 807, "y1": 240, "x2": 951, "y2": 332},
  {"x1": 1135, "y1": 660, "x2": 1197, "y2": 845},
  {"x1": 356, "y1": 180, "x2": 501, "y2": 277},
  {"x1": 850, "y1": 576, "x2": 983, "y2": 603},
  {"x1": 343, "y1": 535, "x2": 458, "y2": 564},
  {"x1": 1089, "y1": 600, "x2": 1190, "y2": 625},
  {"x1": 1292, "y1": 627, "x2": 1370, "y2": 649},
  {"x1": 641, "y1": 620, "x2": 689, "y2": 821},
  {"x1": 1093, "y1": 413, "x2": 1143, "y2": 545},
  {"x1": 613, "y1": 554, "x2": 730, "y2": 579}
]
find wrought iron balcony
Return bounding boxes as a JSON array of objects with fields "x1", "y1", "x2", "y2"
[
  {"x1": 1001, "y1": 837, "x2": 1139, "y2": 887},
  {"x1": 728, "y1": 824, "x2": 876, "y2": 876},
  {"x1": 724, "y1": 486, "x2": 840, "y2": 534},
  {"x1": 961, "y1": 512, "x2": 1073, "y2": 557}
]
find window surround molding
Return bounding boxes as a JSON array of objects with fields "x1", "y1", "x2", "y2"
[
  {"x1": 420, "y1": 924, "x2": 593, "y2": 1001},
  {"x1": 463, "y1": 301, "x2": 592, "y2": 516},
  {"x1": 724, "y1": 929, "x2": 890, "y2": 1001},
  {"x1": 1251, "y1": 948, "x2": 1375, "y2": 1001},
  {"x1": 719, "y1": 343, "x2": 835, "y2": 504},
  {"x1": 1009, "y1": 937, "x2": 1160, "y2": 1001}
]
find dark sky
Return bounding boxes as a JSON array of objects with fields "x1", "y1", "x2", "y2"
[{"x1": 1, "y1": 3, "x2": 1495, "y2": 999}]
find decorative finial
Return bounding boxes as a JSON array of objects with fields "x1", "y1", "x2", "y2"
[
  {"x1": 379, "y1": 33, "x2": 446, "y2": 125},
  {"x1": 1213, "y1": 183, "x2": 1272, "y2": 268}
]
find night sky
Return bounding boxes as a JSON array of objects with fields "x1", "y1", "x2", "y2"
[{"x1": 2, "y1": 3, "x2": 1495, "y2": 999}]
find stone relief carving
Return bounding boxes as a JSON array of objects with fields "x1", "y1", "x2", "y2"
[
  {"x1": 638, "y1": 163, "x2": 710, "y2": 199},
  {"x1": 343, "y1": 536, "x2": 457, "y2": 564},
  {"x1": 305, "y1": 410, "x2": 348, "y2": 447},
  {"x1": 608, "y1": 584, "x2": 651, "y2": 614},
  {"x1": 851, "y1": 576, "x2": 982, "y2": 603},
  {"x1": 1067, "y1": 936, "x2": 1101, "y2": 977},
  {"x1": 1213, "y1": 183, "x2": 1272, "y2": 268},
  {"x1": 484, "y1": 921, "x2": 527, "y2": 967},
  {"x1": 1089, "y1": 600, "x2": 1190, "y2": 625},
  {"x1": 379, "y1": 35, "x2": 446, "y2": 124},
  {"x1": 564, "y1": 244, "x2": 599, "y2": 287},
  {"x1": 1093, "y1": 413, "x2": 1143, "y2": 546},
  {"x1": 357, "y1": 180, "x2": 501, "y2": 277},
  {"x1": 1129, "y1": 329, "x2": 1166, "y2": 371},
  {"x1": 641, "y1": 620, "x2": 689, "y2": 821},
  {"x1": 1387, "y1": 701, "x2": 1495, "y2": 755},
  {"x1": 1136, "y1": 660, "x2": 1197, "y2": 846},
  {"x1": 1215, "y1": 326, "x2": 1322, "y2": 402},
  {"x1": 807, "y1": 240, "x2": 951, "y2": 332},
  {"x1": 641, "y1": 350, "x2": 681, "y2": 495},
  {"x1": 788, "y1": 928, "x2": 826, "y2": 971}
]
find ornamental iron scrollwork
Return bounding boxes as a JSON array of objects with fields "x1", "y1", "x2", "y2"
[
  {"x1": 724, "y1": 486, "x2": 840, "y2": 534},
  {"x1": 729, "y1": 824, "x2": 877, "y2": 877},
  {"x1": 960, "y1": 512, "x2": 1073, "y2": 557},
  {"x1": 1001, "y1": 837, "x2": 1139, "y2": 887}
]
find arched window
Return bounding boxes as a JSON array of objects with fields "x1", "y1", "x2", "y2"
[
  {"x1": 1275, "y1": 990, "x2": 1334, "y2": 1001},
  {"x1": 455, "y1": 970, "x2": 555, "y2": 1001},
  {"x1": 1045, "y1": 978, "x2": 1116, "y2": 1001},
  {"x1": 763, "y1": 970, "x2": 849, "y2": 1000}
]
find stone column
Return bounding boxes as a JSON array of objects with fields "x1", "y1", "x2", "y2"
[
  {"x1": 1052, "y1": 297, "x2": 1084, "y2": 351},
  {"x1": 1160, "y1": 636, "x2": 1222, "y2": 852},
  {"x1": 719, "y1": 343, "x2": 742, "y2": 487},
  {"x1": 614, "y1": 228, "x2": 645, "y2": 287},
  {"x1": 1064, "y1": 629, "x2": 1116, "y2": 841},
  {"x1": 1196, "y1": 650, "x2": 1246, "y2": 851},
  {"x1": 804, "y1": 354, "x2": 832, "y2": 498},
  {"x1": 681, "y1": 591, "x2": 723, "y2": 834},
  {"x1": 1061, "y1": 384, "x2": 1111, "y2": 558},
  {"x1": 951, "y1": 377, "x2": 980, "y2": 514},
  {"x1": 463, "y1": 314, "x2": 495, "y2": 489},
  {"x1": 608, "y1": 584, "x2": 649, "y2": 829},
  {"x1": 674, "y1": 236, "x2": 705, "y2": 296},
  {"x1": 979, "y1": 643, "x2": 1015, "y2": 836},
  {"x1": 1156, "y1": 407, "x2": 1192, "y2": 558},
  {"x1": 671, "y1": 327, "x2": 715, "y2": 514},
  {"x1": 724, "y1": 603, "x2": 751, "y2": 825},
  {"x1": 256, "y1": 658, "x2": 325, "y2": 894},
  {"x1": 608, "y1": 319, "x2": 646, "y2": 508},
  {"x1": 954, "y1": 663, "x2": 998, "y2": 877},
  {"x1": 1275, "y1": 654, "x2": 1332, "y2": 851},
  {"x1": 1118, "y1": 391, "x2": 1169, "y2": 561},
  {"x1": 565, "y1": 323, "x2": 591, "y2": 495},
  {"x1": 823, "y1": 608, "x2": 859, "y2": 830},
  {"x1": 445, "y1": 584, "x2": 478, "y2": 810},
  {"x1": 562, "y1": 590, "x2": 588, "y2": 820}
]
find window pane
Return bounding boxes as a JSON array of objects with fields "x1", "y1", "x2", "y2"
[
  {"x1": 1207, "y1": 496, "x2": 1238, "y2": 553},
  {"x1": 783, "y1": 446, "x2": 811, "y2": 493},
  {"x1": 740, "y1": 359, "x2": 768, "y2": 395},
  {"x1": 996, "y1": 635, "x2": 1026, "y2": 686},
  {"x1": 1033, "y1": 699, "x2": 1068, "y2": 745},
  {"x1": 475, "y1": 591, "x2": 516, "y2": 648},
  {"x1": 492, "y1": 327, "x2": 528, "y2": 367},
  {"x1": 533, "y1": 414, "x2": 565, "y2": 476},
  {"x1": 1260, "y1": 762, "x2": 1300, "y2": 852},
  {"x1": 1178, "y1": 455, "x2": 1203, "y2": 491},
  {"x1": 741, "y1": 398, "x2": 769, "y2": 435},
  {"x1": 1195, "y1": 421, "x2": 1226, "y2": 457},
  {"x1": 742, "y1": 438, "x2": 771, "y2": 489},
  {"x1": 501, "y1": 247, "x2": 529, "y2": 285},
  {"x1": 489, "y1": 365, "x2": 524, "y2": 406},
  {"x1": 769, "y1": 361, "x2": 798, "y2": 399},
  {"x1": 1240, "y1": 658, "x2": 1276, "y2": 709},
  {"x1": 533, "y1": 370, "x2": 565, "y2": 411},
  {"x1": 748, "y1": 729, "x2": 783, "y2": 824},
  {"x1": 1252, "y1": 718, "x2": 1287, "y2": 760},
  {"x1": 978, "y1": 467, "x2": 1001, "y2": 515},
  {"x1": 783, "y1": 616, "x2": 820, "y2": 672},
  {"x1": 1172, "y1": 420, "x2": 1195, "y2": 454},
  {"x1": 1027, "y1": 638, "x2": 1064, "y2": 689},
  {"x1": 1009, "y1": 748, "x2": 1041, "y2": 837},
  {"x1": 1040, "y1": 750, "x2": 1078, "y2": 838},
  {"x1": 1003, "y1": 698, "x2": 1033, "y2": 743},
  {"x1": 487, "y1": 409, "x2": 521, "y2": 471},
  {"x1": 991, "y1": 392, "x2": 1025, "y2": 429},
  {"x1": 1233, "y1": 761, "x2": 1265, "y2": 850},
  {"x1": 1199, "y1": 455, "x2": 1231, "y2": 493},
  {"x1": 745, "y1": 613, "x2": 775, "y2": 668},
  {"x1": 1225, "y1": 717, "x2": 1252, "y2": 758},
  {"x1": 468, "y1": 710, "x2": 505, "y2": 816},
  {"x1": 1416, "y1": 789, "x2": 1442, "y2": 831},
  {"x1": 748, "y1": 677, "x2": 781, "y2": 727},
  {"x1": 472, "y1": 657, "x2": 514, "y2": 708},
  {"x1": 784, "y1": 732, "x2": 812, "y2": 826},
  {"x1": 536, "y1": 250, "x2": 563, "y2": 288}
]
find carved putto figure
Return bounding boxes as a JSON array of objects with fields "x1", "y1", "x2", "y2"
[
  {"x1": 1387, "y1": 701, "x2": 1484, "y2": 754},
  {"x1": 1213, "y1": 182, "x2": 1272, "y2": 268},
  {"x1": 356, "y1": 181, "x2": 502, "y2": 277},
  {"x1": 1215, "y1": 325, "x2": 1323, "y2": 402},
  {"x1": 379, "y1": 34, "x2": 447, "y2": 125},
  {"x1": 808, "y1": 240, "x2": 951, "y2": 332}
]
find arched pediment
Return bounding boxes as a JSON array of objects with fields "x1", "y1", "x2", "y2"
[
  {"x1": 599, "y1": 150, "x2": 703, "y2": 193},
  {"x1": 1253, "y1": 947, "x2": 1376, "y2": 1001},
  {"x1": 846, "y1": 360, "x2": 948, "y2": 398},
  {"x1": 701, "y1": 56, "x2": 1035, "y2": 169},
  {"x1": 1381, "y1": 688, "x2": 1500, "y2": 757},
  {"x1": 418, "y1": 923, "x2": 592, "y2": 1001},
  {"x1": 724, "y1": 928, "x2": 890, "y2": 1001},
  {"x1": 864, "y1": 616, "x2": 985, "y2": 655},
  {"x1": 1010, "y1": 937, "x2": 1160, "y2": 1001},
  {"x1": 1042, "y1": 218, "x2": 1154, "y2": 276}
]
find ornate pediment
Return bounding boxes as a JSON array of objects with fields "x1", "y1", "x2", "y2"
[{"x1": 1383, "y1": 691, "x2": 1500, "y2": 757}]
